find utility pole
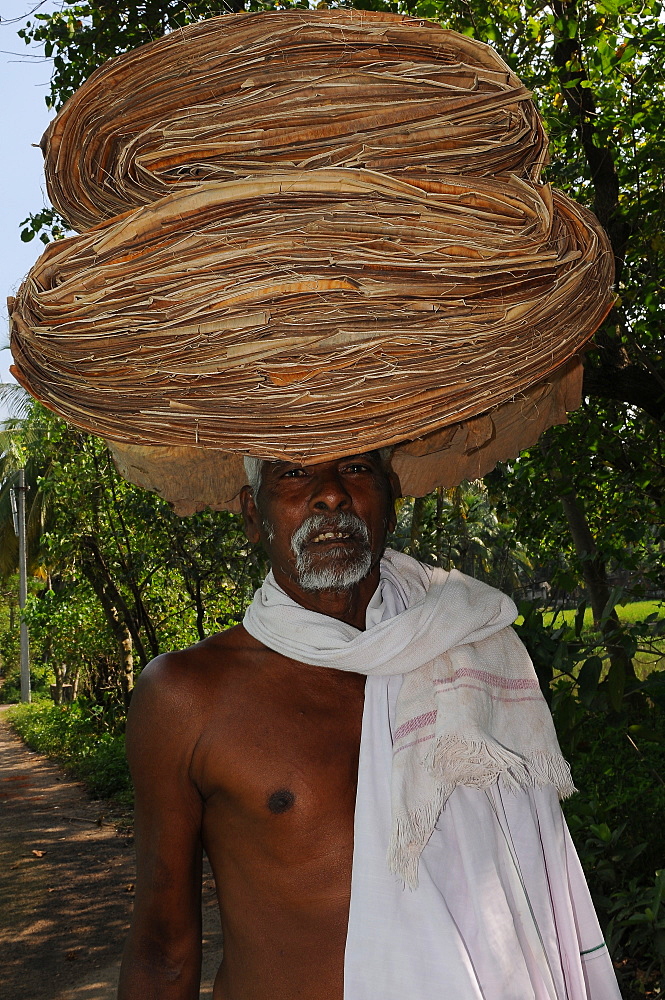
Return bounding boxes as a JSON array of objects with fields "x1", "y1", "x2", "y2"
[{"x1": 10, "y1": 470, "x2": 30, "y2": 702}]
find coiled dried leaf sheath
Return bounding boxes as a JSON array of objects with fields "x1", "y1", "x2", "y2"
[
  {"x1": 10, "y1": 170, "x2": 613, "y2": 468},
  {"x1": 10, "y1": 12, "x2": 614, "y2": 510},
  {"x1": 42, "y1": 11, "x2": 548, "y2": 232}
]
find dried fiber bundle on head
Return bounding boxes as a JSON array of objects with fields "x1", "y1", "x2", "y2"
[
  {"x1": 41, "y1": 10, "x2": 548, "y2": 231},
  {"x1": 11, "y1": 170, "x2": 611, "y2": 459},
  {"x1": 10, "y1": 11, "x2": 615, "y2": 513}
]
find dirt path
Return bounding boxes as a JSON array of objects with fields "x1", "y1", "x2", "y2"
[{"x1": 0, "y1": 705, "x2": 222, "y2": 999}]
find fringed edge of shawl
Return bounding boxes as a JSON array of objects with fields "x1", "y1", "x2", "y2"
[
  {"x1": 388, "y1": 781, "x2": 449, "y2": 890},
  {"x1": 425, "y1": 737, "x2": 576, "y2": 798},
  {"x1": 388, "y1": 739, "x2": 577, "y2": 888}
]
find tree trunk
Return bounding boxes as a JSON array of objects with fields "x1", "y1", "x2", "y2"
[
  {"x1": 194, "y1": 577, "x2": 206, "y2": 642},
  {"x1": 52, "y1": 663, "x2": 65, "y2": 704},
  {"x1": 80, "y1": 536, "x2": 149, "y2": 665},
  {"x1": 103, "y1": 603, "x2": 134, "y2": 706},
  {"x1": 70, "y1": 665, "x2": 81, "y2": 701},
  {"x1": 434, "y1": 488, "x2": 445, "y2": 568},
  {"x1": 409, "y1": 496, "x2": 427, "y2": 559},
  {"x1": 452, "y1": 487, "x2": 469, "y2": 575},
  {"x1": 559, "y1": 489, "x2": 637, "y2": 685},
  {"x1": 118, "y1": 624, "x2": 134, "y2": 707},
  {"x1": 81, "y1": 554, "x2": 137, "y2": 701}
]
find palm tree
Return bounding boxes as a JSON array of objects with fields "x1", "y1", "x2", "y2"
[{"x1": 0, "y1": 386, "x2": 52, "y2": 580}]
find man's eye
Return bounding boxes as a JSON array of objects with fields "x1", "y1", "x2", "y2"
[
  {"x1": 344, "y1": 463, "x2": 371, "y2": 473},
  {"x1": 283, "y1": 468, "x2": 307, "y2": 478}
]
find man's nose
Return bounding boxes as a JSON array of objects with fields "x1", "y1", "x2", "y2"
[{"x1": 310, "y1": 470, "x2": 351, "y2": 511}]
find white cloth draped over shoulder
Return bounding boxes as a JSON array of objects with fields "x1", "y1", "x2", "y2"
[{"x1": 243, "y1": 549, "x2": 622, "y2": 1000}]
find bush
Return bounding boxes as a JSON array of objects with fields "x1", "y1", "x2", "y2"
[
  {"x1": 564, "y1": 709, "x2": 665, "y2": 998},
  {"x1": 8, "y1": 698, "x2": 131, "y2": 806}
]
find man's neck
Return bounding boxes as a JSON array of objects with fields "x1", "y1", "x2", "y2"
[{"x1": 272, "y1": 564, "x2": 381, "y2": 631}]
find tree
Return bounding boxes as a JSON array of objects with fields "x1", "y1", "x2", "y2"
[
  {"x1": 1, "y1": 403, "x2": 266, "y2": 702},
  {"x1": 392, "y1": 484, "x2": 534, "y2": 595},
  {"x1": 13, "y1": 1, "x2": 665, "y2": 686},
  {"x1": 397, "y1": 0, "x2": 665, "y2": 694}
]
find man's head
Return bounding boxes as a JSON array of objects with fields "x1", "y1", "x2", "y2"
[{"x1": 240, "y1": 451, "x2": 399, "y2": 600}]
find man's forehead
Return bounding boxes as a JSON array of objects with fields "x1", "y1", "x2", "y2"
[{"x1": 263, "y1": 452, "x2": 385, "y2": 475}]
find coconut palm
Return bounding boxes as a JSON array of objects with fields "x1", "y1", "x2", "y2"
[{"x1": 0, "y1": 387, "x2": 58, "y2": 580}]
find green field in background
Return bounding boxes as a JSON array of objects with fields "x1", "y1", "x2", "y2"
[{"x1": 542, "y1": 600, "x2": 664, "y2": 629}]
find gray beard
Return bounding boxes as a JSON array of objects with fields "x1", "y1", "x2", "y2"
[{"x1": 290, "y1": 512, "x2": 372, "y2": 592}]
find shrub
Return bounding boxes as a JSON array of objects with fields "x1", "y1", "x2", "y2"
[{"x1": 8, "y1": 698, "x2": 131, "y2": 806}]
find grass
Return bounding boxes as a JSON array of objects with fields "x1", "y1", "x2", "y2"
[
  {"x1": 522, "y1": 601, "x2": 665, "y2": 680},
  {"x1": 543, "y1": 600, "x2": 664, "y2": 629}
]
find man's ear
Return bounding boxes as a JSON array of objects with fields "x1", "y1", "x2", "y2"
[{"x1": 240, "y1": 485, "x2": 262, "y2": 544}]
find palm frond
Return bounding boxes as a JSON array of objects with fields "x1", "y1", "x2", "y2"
[{"x1": 0, "y1": 383, "x2": 32, "y2": 422}]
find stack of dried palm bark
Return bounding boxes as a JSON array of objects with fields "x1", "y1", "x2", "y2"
[
  {"x1": 9, "y1": 11, "x2": 614, "y2": 512},
  {"x1": 41, "y1": 11, "x2": 548, "y2": 229}
]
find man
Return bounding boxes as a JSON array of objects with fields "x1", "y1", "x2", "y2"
[
  {"x1": 118, "y1": 451, "x2": 394, "y2": 1000},
  {"x1": 118, "y1": 450, "x2": 620, "y2": 1000}
]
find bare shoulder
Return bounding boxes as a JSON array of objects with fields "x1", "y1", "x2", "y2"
[
  {"x1": 132, "y1": 624, "x2": 257, "y2": 696},
  {"x1": 127, "y1": 624, "x2": 261, "y2": 755}
]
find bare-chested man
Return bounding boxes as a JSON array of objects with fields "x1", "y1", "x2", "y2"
[
  {"x1": 118, "y1": 449, "x2": 622, "y2": 1000},
  {"x1": 118, "y1": 450, "x2": 398, "y2": 1000}
]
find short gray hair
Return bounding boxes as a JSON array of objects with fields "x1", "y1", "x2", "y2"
[
  {"x1": 243, "y1": 448, "x2": 394, "y2": 497},
  {"x1": 243, "y1": 456, "x2": 265, "y2": 495}
]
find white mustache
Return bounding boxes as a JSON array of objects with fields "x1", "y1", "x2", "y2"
[{"x1": 291, "y1": 512, "x2": 370, "y2": 557}]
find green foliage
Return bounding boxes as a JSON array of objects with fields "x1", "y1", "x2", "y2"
[
  {"x1": 564, "y1": 708, "x2": 665, "y2": 996},
  {"x1": 1, "y1": 403, "x2": 266, "y2": 700},
  {"x1": 543, "y1": 601, "x2": 665, "y2": 680},
  {"x1": 567, "y1": 712, "x2": 665, "y2": 872},
  {"x1": 19, "y1": 208, "x2": 70, "y2": 245},
  {"x1": 514, "y1": 598, "x2": 665, "y2": 745},
  {"x1": 390, "y1": 484, "x2": 533, "y2": 593},
  {"x1": 488, "y1": 413, "x2": 665, "y2": 608},
  {"x1": 23, "y1": 584, "x2": 117, "y2": 699},
  {"x1": 543, "y1": 601, "x2": 665, "y2": 627},
  {"x1": 606, "y1": 869, "x2": 665, "y2": 988},
  {"x1": 18, "y1": 2, "x2": 230, "y2": 110},
  {"x1": 0, "y1": 574, "x2": 52, "y2": 701},
  {"x1": 8, "y1": 698, "x2": 131, "y2": 804},
  {"x1": 511, "y1": 596, "x2": 665, "y2": 994}
]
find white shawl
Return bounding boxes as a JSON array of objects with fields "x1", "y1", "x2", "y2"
[
  {"x1": 243, "y1": 549, "x2": 622, "y2": 1000},
  {"x1": 244, "y1": 548, "x2": 574, "y2": 886}
]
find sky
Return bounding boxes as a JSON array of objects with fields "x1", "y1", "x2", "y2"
[{"x1": 0, "y1": 0, "x2": 59, "y2": 420}]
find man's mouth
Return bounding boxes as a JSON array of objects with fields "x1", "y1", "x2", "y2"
[
  {"x1": 311, "y1": 531, "x2": 353, "y2": 544},
  {"x1": 291, "y1": 512, "x2": 370, "y2": 562},
  {"x1": 291, "y1": 512, "x2": 372, "y2": 590}
]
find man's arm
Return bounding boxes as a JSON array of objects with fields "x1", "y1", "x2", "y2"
[{"x1": 118, "y1": 654, "x2": 205, "y2": 1000}]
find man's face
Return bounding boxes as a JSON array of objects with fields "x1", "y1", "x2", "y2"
[{"x1": 241, "y1": 453, "x2": 398, "y2": 596}]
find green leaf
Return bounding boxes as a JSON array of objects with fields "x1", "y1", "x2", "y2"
[
  {"x1": 627, "y1": 724, "x2": 663, "y2": 743},
  {"x1": 606, "y1": 660, "x2": 626, "y2": 712},
  {"x1": 577, "y1": 656, "x2": 603, "y2": 706},
  {"x1": 590, "y1": 822, "x2": 613, "y2": 843}
]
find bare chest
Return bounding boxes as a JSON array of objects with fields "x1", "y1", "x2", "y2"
[{"x1": 192, "y1": 657, "x2": 366, "y2": 867}]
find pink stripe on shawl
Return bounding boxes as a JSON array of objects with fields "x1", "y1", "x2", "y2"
[
  {"x1": 438, "y1": 683, "x2": 544, "y2": 703},
  {"x1": 394, "y1": 733, "x2": 437, "y2": 755},
  {"x1": 435, "y1": 667, "x2": 540, "y2": 691},
  {"x1": 394, "y1": 710, "x2": 437, "y2": 742}
]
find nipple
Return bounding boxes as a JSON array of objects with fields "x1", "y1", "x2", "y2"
[{"x1": 267, "y1": 789, "x2": 295, "y2": 814}]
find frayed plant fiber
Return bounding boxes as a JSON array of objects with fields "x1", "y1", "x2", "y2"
[{"x1": 41, "y1": 10, "x2": 548, "y2": 232}]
